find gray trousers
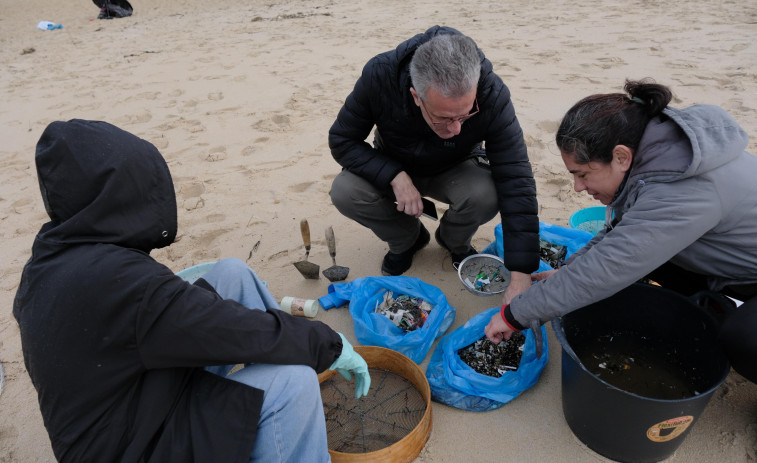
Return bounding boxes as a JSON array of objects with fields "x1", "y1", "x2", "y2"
[{"x1": 329, "y1": 158, "x2": 498, "y2": 254}]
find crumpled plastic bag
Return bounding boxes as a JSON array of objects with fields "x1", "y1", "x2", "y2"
[
  {"x1": 425, "y1": 306, "x2": 549, "y2": 411},
  {"x1": 37, "y1": 21, "x2": 62, "y2": 30},
  {"x1": 319, "y1": 276, "x2": 456, "y2": 364},
  {"x1": 482, "y1": 222, "x2": 593, "y2": 273}
]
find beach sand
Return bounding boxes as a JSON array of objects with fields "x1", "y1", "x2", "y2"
[{"x1": 1, "y1": 0, "x2": 756, "y2": 461}]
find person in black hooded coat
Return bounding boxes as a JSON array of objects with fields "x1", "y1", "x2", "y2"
[{"x1": 13, "y1": 119, "x2": 370, "y2": 462}]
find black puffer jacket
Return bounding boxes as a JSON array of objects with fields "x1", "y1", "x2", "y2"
[
  {"x1": 14, "y1": 120, "x2": 342, "y2": 462},
  {"x1": 329, "y1": 25, "x2": 539, "y2": 273}
]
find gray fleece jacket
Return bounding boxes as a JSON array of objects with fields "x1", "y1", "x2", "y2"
[{"x1": 508, "y1": 104, "x2": 757, "y2": 327}]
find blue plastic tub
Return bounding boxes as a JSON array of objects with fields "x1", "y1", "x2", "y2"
[
  {"x1": 569, "y1": 207, "x2": 607, "y2": 236},
  {"x1": 175, "y1": 261, "x2": 269, "y2": 287}
]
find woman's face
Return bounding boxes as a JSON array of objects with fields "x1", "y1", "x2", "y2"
[{"x1": 561, "y1": 147, "x2": 632, "y2": 205}]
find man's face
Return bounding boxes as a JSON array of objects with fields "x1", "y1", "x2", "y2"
[{"x1": 410, "y1": 86, "x2": 478, "y2": 139}]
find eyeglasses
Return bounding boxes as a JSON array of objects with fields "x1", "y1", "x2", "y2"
[{"x1": 420, "y1": 98, "x2": 479, "y2": 127}]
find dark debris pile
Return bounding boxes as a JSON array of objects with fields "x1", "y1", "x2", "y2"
[
  {"x1": 374, "y1": 291, "x2": 433, "y2": 331},
  {"x1": 458, "y1": 333, "x2": 526, "y2": 377},
  {"x1": 539, "y1": 239, "x2": 567, "y2": 269}
]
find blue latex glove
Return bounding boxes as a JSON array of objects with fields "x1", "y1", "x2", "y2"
[{"x1": 329, "y1": 333, "x2": 371, "y2": 398}]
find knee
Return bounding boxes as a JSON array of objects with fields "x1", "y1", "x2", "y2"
[
  {"x1": 208, "y1": 258, "x2": 252, "y2": 283},
  {"x1": 273, "y1": 365, "x2": 321, "y2": 407},
  {"x1": 451, "y1": 181, "x2": 497, "y2": 216},
  {"x1": 329, "y1": 172, "x2": 381, "y2": 214}
]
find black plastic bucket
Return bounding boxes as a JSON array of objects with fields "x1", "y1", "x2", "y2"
[{"x1": 551, "y1": 283, "x2": 730, "y2": 463}]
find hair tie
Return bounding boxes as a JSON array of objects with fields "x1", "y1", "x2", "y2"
[{"x1": 631, "y1": 96, "x2": 646, "y2": 105}]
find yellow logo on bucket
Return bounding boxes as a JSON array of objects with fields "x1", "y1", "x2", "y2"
[{"x1": 646, "y1": 416, "x2": 694, "y2": 442}]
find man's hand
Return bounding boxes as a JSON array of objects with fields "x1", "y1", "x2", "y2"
[
  {"x1": 501, "y1": 271, "x2": 531, "y2": 306},
  {"x1": 390, "y1": 171, "x2": 423, "y2": 218},
  {"x1": 485, "y1": 311, "x2": 515, "y2": 344},
  {"x1": 531, "y1": 269, "x2": 557, "y2": 282}
]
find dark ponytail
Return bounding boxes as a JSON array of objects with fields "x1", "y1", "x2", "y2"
[{"x1": 556, "y1": 78, "x2": 673, "y2": 164}]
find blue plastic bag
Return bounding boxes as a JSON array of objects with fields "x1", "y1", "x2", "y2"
[
  {"x1": 482, "y1": 222, "x2": 593, "y2": 273},
  {"x1": 425, "y1": 307, "x2": 549, "y2": 411},
  {"x1": 319, "y1": 276, "x2": 456, "y2": 364}
]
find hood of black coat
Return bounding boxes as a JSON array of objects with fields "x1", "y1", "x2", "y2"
[{"x1": 34, "y1": 119, "x2": 177, "y2": 252}]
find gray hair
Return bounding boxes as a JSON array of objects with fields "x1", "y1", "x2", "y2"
[{"x1": 410, "y1": 34, "x2": 481, "y2": 100}]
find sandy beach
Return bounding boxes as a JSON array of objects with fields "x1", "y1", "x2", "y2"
[{"x1": 1, "y1": 0, "x2": 756, "y2": 461}]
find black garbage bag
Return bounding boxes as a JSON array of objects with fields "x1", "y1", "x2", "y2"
[{"x1": 93, "y1": 0, "x2": 133, "y2": 19}]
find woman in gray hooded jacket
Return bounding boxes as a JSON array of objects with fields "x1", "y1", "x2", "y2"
[{"x1": 486, "y1": 79, "x2": 757, "y2": 383}]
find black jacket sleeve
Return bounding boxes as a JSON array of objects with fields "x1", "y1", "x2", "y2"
[
  {"x1": 479, "y1": 65, "x2": 539, "y2": 273},
  {"x1": 328, "y1": 58, "x2": 405, "y2": 188},
  {"x1": 137, "y1": 272, "x2": 342, "y2": 373}
]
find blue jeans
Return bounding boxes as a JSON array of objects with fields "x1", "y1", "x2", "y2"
[{"x1": 199, "y1": 258, "x2": 331, "y2": 463}]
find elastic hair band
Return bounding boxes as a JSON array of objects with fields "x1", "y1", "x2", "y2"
[{"x1": 631, "y1": 96, "x2": 646, "y2": 105}]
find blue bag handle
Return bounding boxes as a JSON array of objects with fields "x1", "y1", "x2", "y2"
[{"x1": 318, "y1": 278, "x2": 363, "y2": 310}]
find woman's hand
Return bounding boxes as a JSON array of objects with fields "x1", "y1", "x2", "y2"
[{"x1": 485, "y1": 311, "x2": 515, "y2": 344}]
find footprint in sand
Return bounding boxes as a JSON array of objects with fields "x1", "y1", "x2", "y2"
[
  {"x1": 289, "y1": 181, "x2": 318, "y2": 193},
  {"x1": 177, "y1": 181, "x2": 205, "y2": 201},
  {"x1": 11, "y1": 197, "x2": 36, "y2": 214},
  {"x1": 149, "y1": 136, "x2": 169, "y2": 150},
  {"x1": 205, "y1": 146, "x2": 227, "y2": 162},
  {"x1": 134, "y1": 92, "x2": 160, "y2": 101},
  {"x1": 195, "y1": 227, "x2": 234, "y2": 250},
  {"x1": 594, "y1": 56, "x2": 626, "y2": 69},
  {"x1": 253, "y1": 114, "x2": 291, "y2": 132},
  {"x1": 0, "y1": 424, "x2": 19, "y2": 454},
  {"x1": 268, "y1": 249, "x2": 290, "y2": 262},
  {"x1": 115, "y1": 110, "x2": 152, "y2": 125},
  {"x1": 537, "y1": 120, "x2": 560, "y2": 133},
  {"x1": 184, "y1": 119, "x2": 205, "y2": 133},
  {"x1": 183, "y1": 197, "x2": 205, "y2": 211},
  {"x1": 60, "y1": 102, "x2": 101, "y2": 118}
]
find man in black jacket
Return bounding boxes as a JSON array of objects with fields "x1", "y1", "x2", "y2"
[
  {"x1": 14, "y1": 119, "x2": 370, "y2": 462},
  {"x1": 329, "y1": 26, "x2": 539, "y2": 301}
]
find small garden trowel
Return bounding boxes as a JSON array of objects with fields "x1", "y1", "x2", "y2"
[
  {"x1": 322, "y1": 226, "x2": 349, "y2": 282},
  {"x1": 293, "y1": 219, "x2": 320, "y2": 279}
]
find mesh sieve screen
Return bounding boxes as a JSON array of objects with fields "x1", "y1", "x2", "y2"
[{"x1": 321, "y1": 368, "x2": 426, "y2": 453}]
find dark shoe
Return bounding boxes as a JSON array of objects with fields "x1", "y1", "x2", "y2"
[
  {"x1": 435, "y1": 227, "x2": 478, "y2": 265},
  {"x1": 381, "y1": 225, "x2": 431, "y2": 276}
]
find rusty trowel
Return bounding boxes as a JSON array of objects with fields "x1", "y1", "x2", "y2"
[
  {"x1": 293, "y1": 219, "x2": 320, "y2": 279},
  {"x1": 322, "y1": 226, "x2": 350, "y2": 282}
]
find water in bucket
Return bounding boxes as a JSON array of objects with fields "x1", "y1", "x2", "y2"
[{"x1": 552, "y1": 283, "x2": 730, "y2": 463}]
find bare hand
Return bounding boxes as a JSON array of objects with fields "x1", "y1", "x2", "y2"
[
  {"x1": 531, "y1": 269, "x2": 557, "y2": 282},
  {"x1": 390, "y1": 171, "x2": 423, "y2": 218},
  {"x1": 501, "y1": 271, "x2": 531, "y2": 307},
  {"x1": 485, "y1": 311, "x2": 515, "y2": 344}
]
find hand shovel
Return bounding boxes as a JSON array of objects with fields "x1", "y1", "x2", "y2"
[
  {"x1": 293, "y1": 219, "x2": 320, "y2": 279},
  {"x1": 322, "y1": 226, "x2": 349, "y2": 282}
]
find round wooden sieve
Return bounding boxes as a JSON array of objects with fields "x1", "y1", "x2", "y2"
[{"x1": 318, "y1": 345, "x2": 432, "y2": 462}]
